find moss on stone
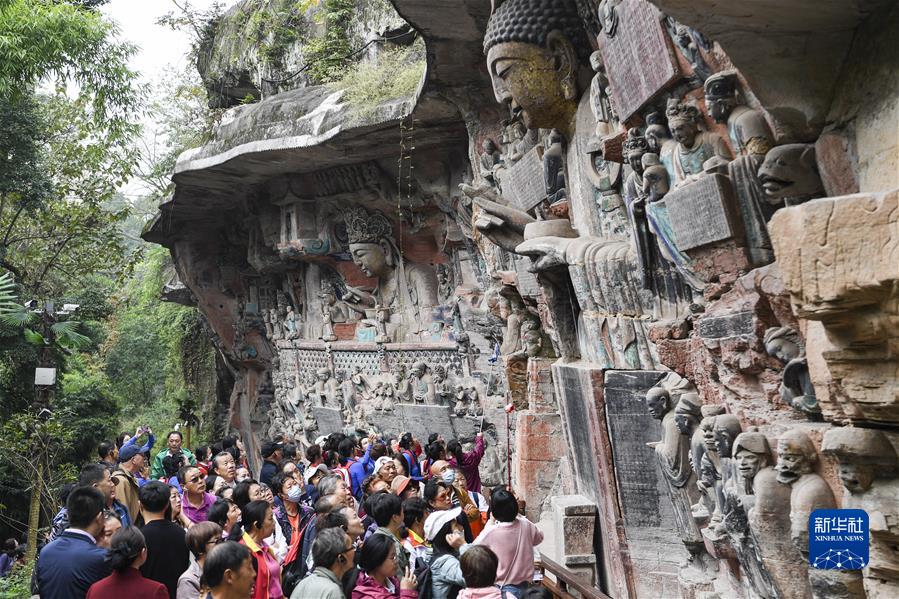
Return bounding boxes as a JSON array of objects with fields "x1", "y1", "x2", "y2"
[{"x1": 330, "y1": 40, "x2": 426, "y2": 119}]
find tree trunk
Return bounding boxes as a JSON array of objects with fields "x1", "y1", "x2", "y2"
[{"x1": 25, "y1": 453, "x2": 43, "y2": 564}]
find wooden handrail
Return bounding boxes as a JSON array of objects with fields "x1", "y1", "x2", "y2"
[{"x1": 535, "y1": 554, "x2": 613, "y2": 599}]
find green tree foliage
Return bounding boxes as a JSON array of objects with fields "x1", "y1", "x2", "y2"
[
  {"x1": 303, "y1": 0, "x2": 355, "y2": 83},
  {"x1": 0, "y1": 0, "x2": 140, "y2": 135},
  {"x1": 103, "y1": 247, "x2": 213, "y2": 441}
]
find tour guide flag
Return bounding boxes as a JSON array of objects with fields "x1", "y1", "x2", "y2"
[{"x1": 809, "y1": 509, "x2": 869, "y2": 570}]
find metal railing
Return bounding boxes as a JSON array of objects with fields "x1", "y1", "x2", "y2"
[{"x1": 536, "y1": 555, "x2": 613, "y2": 599}]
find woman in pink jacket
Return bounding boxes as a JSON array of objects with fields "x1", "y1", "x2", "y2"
[
  {"x1": 474, "y1": 489, "x2": 544, "y2": 599},
  {"x1": 347, "y1": 533, "x2": 419, "y2": 599}
]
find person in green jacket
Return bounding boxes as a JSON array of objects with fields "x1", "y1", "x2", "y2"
[
  {"x1": 150, "y1": 430, "x2": 196, "y2": 479},
  {"x1": 289, "y1": 528, "x2": 355, "y2": 599}
]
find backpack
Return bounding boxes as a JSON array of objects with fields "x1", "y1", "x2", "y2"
[
  {"x1": 280, "y1": 513, "x2": 315, "y2": 597},
  {"x1": 413, "y1": 554, "x2": 434, "y2": 599}
]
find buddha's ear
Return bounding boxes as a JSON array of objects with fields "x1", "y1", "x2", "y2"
[
  {"x1": 547, "y1": 30, "x2": 579, "y2": 101},
  {"x1": 379, "y1": 239, "x2": 394, "y2": 266}
]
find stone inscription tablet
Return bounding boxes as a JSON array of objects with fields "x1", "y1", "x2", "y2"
[
  {"x1": 515, "y1": 256, "x2": 541, "y2": 298},
  {"x1": 697, "y1": 310, "x2": 755, "y2": 339},
  {"x1": 604, "y1": 370, "x2": 667, "y2": 527},
  {"x1": 312, "y1": 406, "x2": 344, "y2": 435},
  {"x1": 506, "y1": 147, "x2": 546, "y2": 211},
  {"x1": 599, "y1": 0, "x2": 680, "y2": 121},
  {"x1": 356, "y1": 405, "x2": 478, "y2": 443},
  {"x1": 666, "y1": 173, "x2": 739, "y2": 250}
]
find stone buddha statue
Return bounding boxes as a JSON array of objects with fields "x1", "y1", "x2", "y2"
[
  {"x1": 342, "y1": 205, "x2": 438, "y2": 336},
  {"x1": 483, "y1": 0, "x2": 590, "y2": 138}
]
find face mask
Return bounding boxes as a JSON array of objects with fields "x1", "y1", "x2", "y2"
[
  {"x1": 287, "y1": 485, "x2": 303, "y2": 502},
  {"x1": 442, "y1": 469, "x2": 456, "y2": 485}
]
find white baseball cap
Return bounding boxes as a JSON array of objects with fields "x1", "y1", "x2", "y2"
[
  {"x1": 373, "y1": 456, "x2": 393, "y2": 476},
  {"x1": 424, "y1": 507, "x2": 462, "y2": 541},
  {"x1": 304, "y1": 463, "x2": 329, "y2": 484}
]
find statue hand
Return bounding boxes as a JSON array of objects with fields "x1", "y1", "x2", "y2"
[
  {"x1": 472, "y1": 196, "x2": 535, "y2": 254},
  {"x1": 344, "y1": 285, "x2": 375, "y2": 307}
]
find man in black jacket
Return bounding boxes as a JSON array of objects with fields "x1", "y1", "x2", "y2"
[{"x1": 139, "y1": 481, "x2": 189, "y2": 598}]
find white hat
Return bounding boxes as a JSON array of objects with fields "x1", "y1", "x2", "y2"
[
  {"x1": 373, "y1": 456, "x2": 393, "y2": 476},
  {"x1": 304, "y1": 463, "x2": 329, "y2": 484},
  {"x1": 424, "y1": 507, "x2": 462, "y2": 541},
  {"x1": 314, "y1": 435, "x2": 328, "y2": 446}
]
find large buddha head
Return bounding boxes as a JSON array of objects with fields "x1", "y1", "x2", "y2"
[
  {"x1": 484, "y1": 0, "x2": 590, "y2": 131},
  {"x1": 345, "y1": 206, "x2": 396, "y2": 279}
]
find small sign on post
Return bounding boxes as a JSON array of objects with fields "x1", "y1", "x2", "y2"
[{"x1": 34, "y1": 368, "x2": 56, "y2": 386}]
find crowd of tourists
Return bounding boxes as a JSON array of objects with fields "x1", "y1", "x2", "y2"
[{"x1": 15, "y1": 425, "x2": 549, "y2": 599}]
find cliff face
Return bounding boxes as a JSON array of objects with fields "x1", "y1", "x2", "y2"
[
  {"x1": 148, "y1": 1, "x2": 899, "y2": 597},
  {"x1": 197, "y1": 0, "x2": 412, "y2": 107}
]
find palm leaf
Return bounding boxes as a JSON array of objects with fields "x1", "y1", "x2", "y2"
[
  {"x1": 23, "y1": 328, "x2": 46, "y2": 346},
  {"x1": 51, "y1": 320, "x2": 91, "y2": 349},
  {"x1": 0, "y1": 272, "x2": 19, "y2": 313},
  {"x1": 0, "y1": 305, "x2": 34, "y2": 327}
]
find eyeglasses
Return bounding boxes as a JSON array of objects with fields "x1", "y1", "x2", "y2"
[{"x1": 187, "y1": 476, "x2": 202, "y2": 484}]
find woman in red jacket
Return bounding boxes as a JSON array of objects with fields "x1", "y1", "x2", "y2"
[
  {"x1": 345, "y1": 533, "x2": 419, "y2": 599},
  {"x1": 86, "y1": 527, "x2": 167, "y2": 599},
  {"x1": 236, "y1": 500, "x2": 284, "y2": 599}
]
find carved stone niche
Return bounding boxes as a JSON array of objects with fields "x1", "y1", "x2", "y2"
[{"x1": 769, "y1": 190, "x2": 899, "y2": 427}]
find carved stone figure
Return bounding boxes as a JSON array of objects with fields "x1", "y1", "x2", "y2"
[
  {"x1": 643, "y1": 149, "x2": 707, "y2": 290},
  {"x1": 373, "y1": 304, "x2": 390, "y2": 343},
  {"x1": 588, "y1": 51, "x2": 614, "y2": 128},
  {"x1": 758, "y1": 144, "x2": 825, "y2": 206},
  {"x1": 692, "y1": 405, "x2": 724, "y2": 522},
  {"x1": 498, "y1": 294, "x2": 524, "y2": 357},
  {"x1": 519, "y1": 317, "x2": 545, "y2": 359},
  {"x1": 707, "y1": 414, "x2": 743, "y2": 535},
  {"x1": 822, "y1": 427, "x2": 899, "y2": 598},
  {"x1": 320, "y1": 296, "x2": 337, "y2": 343},
  {"x1": 750, "y1": 429, "x2": 840, "y2": 598},
  {"x1": 465, "y1": 384, "x2": 483, "y2": 417},
  {"x1": 393, "y1": 363, "x2": 412, "y2": 404},
  {"x1": 437, "y1": 264, "x2": 455, "y2": 304},
  {"x1": 764, "y1": 326, "x2": 821, "y2": 420},
  {"x1": 432, "y1": 364, "x2": 452, "y2": 406},
  {"x1": 310, "y1": 367, "x2": 339, "y2": 407},
  {"x1": 597, "y1": 0, "x2": 620, "y2": 38},
  {"x1": 642, "y1": 153, "x2": 670, "y2": 198},
  {"x1": 704, "y1": 71, "x2": 778, "y2": 266},
  {"x1": 284, "y1": 305, "x2": 299, "y2": 339},
  {"x1": 262, "y1": 309, "x2": 274, "y2": 339},
  {"x1": 666, "y1": 17, "x2": 712, "y2": 82},
  {"x1": 723, "y1": 431, "x2": 780, "y2": 599},
  {"x1": 480, "y1": 138, "x2": 502, "y2": 183},
  {"x1": 268, "y1": 308, "x2": 282, "y2": 340},
  {"x1": 343, "y1": 205, "x2": 439, "y2": 334},
  {"x1": 484, "y1": 0, "x2": 590, "y2": 136},
  {"x1": 410, "y1": 361, "x2": 436, "y2": 405},
  {"x1": 453, "y1": 384, "x2": 469, "y2": 417},
  {"x1": 544, "y1": 129, "x2": 567, "y2": 209},
  {"x1": 646, "y1": 376, "x2": 704, "y2": 555},
  {"x1": 622, "y1": 129, "x2": 656, "y2": 288},
  {"x1": 661, "y1": 99, "x2": 732, "y2": 187},
  {"x1": 644, "y1": 112, "x2": 671, "y2": 156}
]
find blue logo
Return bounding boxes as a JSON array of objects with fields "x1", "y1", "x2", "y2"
[{"x1": 808, "y1": 509, "x2": 868, "y2": 570}]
